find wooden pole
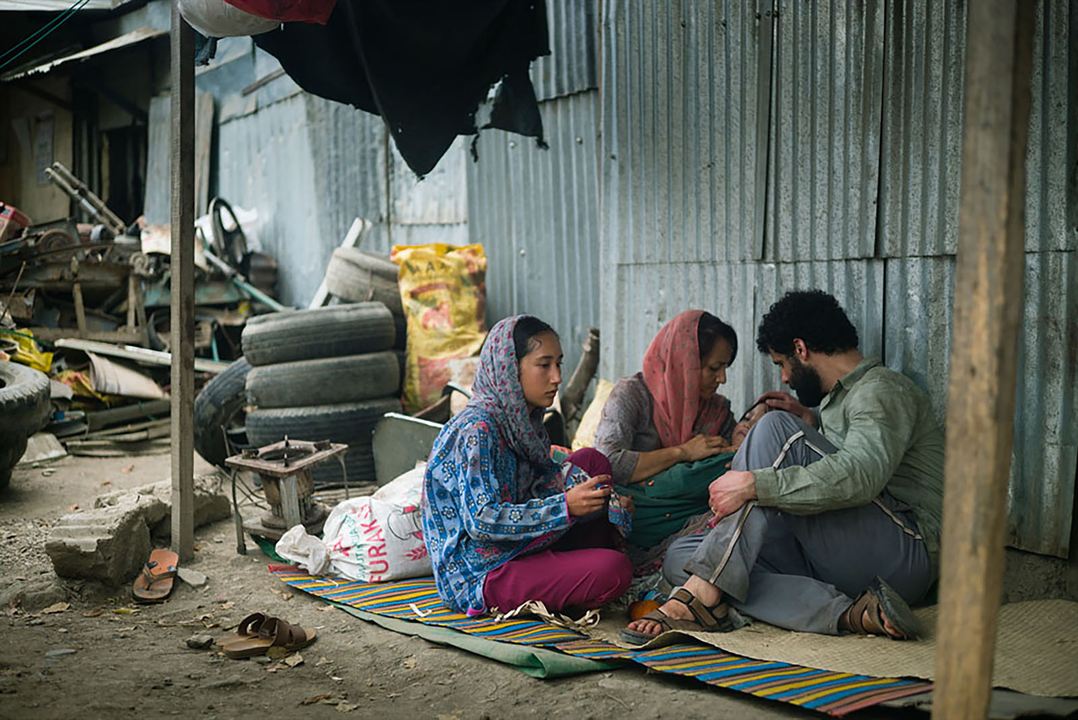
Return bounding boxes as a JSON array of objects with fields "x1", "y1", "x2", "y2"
[
  {"x1": 169, "y1": 3, "x2": 196, "y2": 562},
  {"x1": 932, "y1": 1, "x2": 1034, "y2": 718}
]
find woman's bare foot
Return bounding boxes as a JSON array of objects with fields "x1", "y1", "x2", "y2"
[{"x1": 625, "y1": 575, "x2": 723, "y2": 639}]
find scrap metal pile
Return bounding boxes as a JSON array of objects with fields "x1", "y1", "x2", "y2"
[{"x1": 0, "y1": 164, "x2": 281, "y2": 486}]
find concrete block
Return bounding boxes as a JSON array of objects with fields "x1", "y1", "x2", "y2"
[
  {"x1": 45, "y1": 493, "x2": 161, "y2": 584},
  {"x1": 47, "y1": 472, "x2": 230, "y2": 585}
]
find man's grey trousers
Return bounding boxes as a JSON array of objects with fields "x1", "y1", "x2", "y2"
[{"x1": 662, "y1": 411, "x2": 934, "y2": 635}]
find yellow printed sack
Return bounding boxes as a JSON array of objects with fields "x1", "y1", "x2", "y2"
[{"x1": 390, "y1": 243, "x2": 487, "y2": 413}]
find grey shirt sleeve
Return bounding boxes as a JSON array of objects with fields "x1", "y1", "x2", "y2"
[{"x1": 594, "y1": 375, "x2": 659, "y2": 485}]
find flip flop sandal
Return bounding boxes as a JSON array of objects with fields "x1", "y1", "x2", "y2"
[
  {"x1": 131, "y1": 549, "x2": 179, "y2": 604},
  {"x1": 843, "y1": 576, "x2": 922, "y2": 640},
  {"x1": 223, "y1": 616, "x2": 318, "y2": 659},
  {"x1": 217, "y1": 612, "x2": 271, "y2": 652},
  {"x1": 620, "y1": 587, "x2": 735, "y2": 646}
]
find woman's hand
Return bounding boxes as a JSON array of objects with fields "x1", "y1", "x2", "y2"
[
  {"x1": 566, "y1": 475, "x2": 613, "y2": 517},
  {"x1": 753, "y1": 391, "x2": 817, "y2": 428},
  {"x1": 678, "y1": 434, "x2": 728, "y2": 462}
]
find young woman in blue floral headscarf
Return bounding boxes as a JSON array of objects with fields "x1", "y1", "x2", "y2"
[{"x1": 421, "y1": 315, "x2": 633, "y2": 616}]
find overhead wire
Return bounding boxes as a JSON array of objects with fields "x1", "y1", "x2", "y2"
[{"x1": 0, "y1": 0, "x2": 92, "y2": 73}]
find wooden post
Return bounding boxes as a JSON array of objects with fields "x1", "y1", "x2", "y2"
[
  {"x1": 169, "y1": 3, "x2": 196, "y2": 562},
  {"x1": 932, "y1": 1, "x2": 1034, "y2": 718}
]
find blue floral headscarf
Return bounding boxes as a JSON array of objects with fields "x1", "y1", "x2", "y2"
[{"x1": 468, "y1": 315, "x2": 558, "y2": 488}]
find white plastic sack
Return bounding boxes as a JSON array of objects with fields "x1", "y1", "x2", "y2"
[
  {"x1": 178, "y1": 0, "x2": 279, "y2": 37},
  {"x1": 275, "y1": 524, "x2": 330, "y2": 575},
  {"x1": 322, "y1": 466, "x2": 430, "y2": 582}
]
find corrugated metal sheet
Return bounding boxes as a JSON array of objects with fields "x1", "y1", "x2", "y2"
[
  {"x1": 1010, "y1": 251, "x2": 1078, "y2": 557},
  {"x1": 883, "y1": 253, "x2": 1078, "y2": 558},
  {"x1": 600, "y1": 260, "x2": 884, "y2": 418},
  {"x1": 531, "y1": 0, "x2": 598, "y2": 101},
  {"x1": 216, "y1": 94, "x2": 387, "y2": 305},
  {"x1": 390, "y1": 138, "x2": 469, "y2": 226},
  {"x1": 601, "y1": 0, "x2": 765, "y2": 267},
  {"x1": 765, "y1": 0, "x2": 884, "y2": 261},
  {"x1": 1024, "y1": 0, "x2": 1076, "y2": 253},
  {"x1": 879, "y1": 0, "x2": 1075, "y2": 257},
  {"x1": 467, "y1": 91, "x2": 601, "y2": 375}
]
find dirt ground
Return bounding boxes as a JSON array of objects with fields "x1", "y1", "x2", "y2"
[{"x1": 0, "y1": 450, "x2": 912, "y2": 720}]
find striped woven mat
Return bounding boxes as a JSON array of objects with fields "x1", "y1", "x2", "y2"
[{"x1": 271, "y1": 566, "x2": 931, "y2": 716}]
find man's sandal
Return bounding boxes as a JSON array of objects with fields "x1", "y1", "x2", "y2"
[
  {"x1": 222, "y1": 616, "x2": 318, "y2": 659},
  {"x1": 131, "y1": 549, "x2": 179, "y2": 604},
  {"x1": 620, "y1": 587, "x2": 735, "y2": 646},
  {"x1": 841, "y1": 576, "x2": 922, "y2": 640}
]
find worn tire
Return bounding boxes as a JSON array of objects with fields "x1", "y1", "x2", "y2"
[
  {"x1": 246, "y1": 398, "x2": 401, "y2": 486},
  {"x1": 0, "y1": 362, "x2": 50, "y2": 491},
  {"x1": 325, "y1": 248, "x2": 403, "y2": 315},
  {"x1": 193, "y1": 357, "x2": 251, "y2": 468},
  {"x1": 242, "y1": 303, "x2": 396, "y2": 367},
  {"x1": 245, "y1": 352, "x2": 400, "y2": 409}
]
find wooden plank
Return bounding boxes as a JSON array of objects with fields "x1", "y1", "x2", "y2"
[
  {"x1": 931, "y1": 2, "x2": 1035, "y2": 719},
  {"x1": 170, "y1": 4, "x2": 196, "y2": 563},
  {"x1": 307, "y1": 217, "x2": 369, "y2": 309}
]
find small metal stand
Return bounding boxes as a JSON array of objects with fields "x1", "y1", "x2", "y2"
[{"x1": 224, "y1": 437, "x2": 348, "y2": 553}]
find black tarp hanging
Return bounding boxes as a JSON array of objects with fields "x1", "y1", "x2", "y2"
[{"x1": 254, "y1": 0, "x2": 549, "y2": 177}]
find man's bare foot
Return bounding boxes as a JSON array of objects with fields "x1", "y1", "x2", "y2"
[{"x1": 625, "y1": 575, "x2": 723, "y2": 639}]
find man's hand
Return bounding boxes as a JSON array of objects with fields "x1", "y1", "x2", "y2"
[
  {"x1": 707, "y1": 470, "x2": 757, "y2": 521},
  {"x1": 754, "y1": 391, "x2": 817, "y2": 428}
]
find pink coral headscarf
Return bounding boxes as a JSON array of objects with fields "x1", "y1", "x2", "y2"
[{"x1": 642, "y1": 310, "x2": 732, "y2": 448}]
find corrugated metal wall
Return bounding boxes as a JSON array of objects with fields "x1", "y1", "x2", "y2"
[
  {"x1": 600, "y1": 0, "x2": 1077, "y2": 558},
  {"x1": 465, "y1": 0, "x2": 601, "y2": 374}
]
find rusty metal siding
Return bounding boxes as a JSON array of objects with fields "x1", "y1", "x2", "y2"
[
  {"x1": 532, "y1": 0, "x2": 598, "y2": 101},
  {"x1": 765, "y1": 0, "x2": 885, "y2": 262},
  {"x1": 600, "y1": 0, "x2": 766, "y2": 267},
  {"x1": 466, "y1": 92, "x2": 601, "y2": 374}
]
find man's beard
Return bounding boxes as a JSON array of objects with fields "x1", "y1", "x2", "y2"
[{"x1": 788, "y1": 356, "x2": 826, "y2": 407}]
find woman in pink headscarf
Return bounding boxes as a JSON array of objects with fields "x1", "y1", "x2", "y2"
[{"x1": 595, "y1": 311, "x2": 760, "y2": 550}]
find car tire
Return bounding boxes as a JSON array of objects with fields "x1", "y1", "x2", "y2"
[
  {"x1": 0, "y1": 361, "x2": 51, "y2": 492},
  {"x1": 324, "y1": 248, "x2": 403, "y2": 315},
  {"x1": 245, "y1": 352, "x2": 400, "y2": 409},
  {"x1": 245, "y1": 397, "x2": 401, "y2": 486},
  {"x1": 242, "y1": 303, "x2": 396, "y2": 367},
  {"x1": 193, "y1": 357, "x2": 251, "y2": 468}
]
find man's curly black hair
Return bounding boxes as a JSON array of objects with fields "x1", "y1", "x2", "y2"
[{"x1": 755, "y1": 290, "x2": 859, "y2": 356}]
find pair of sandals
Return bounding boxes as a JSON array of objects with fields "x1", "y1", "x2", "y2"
[
  {"x1": 219, "y1": 612, "x2": 318, "y2": 659},
  {"x1": 620, "y1": 576, "x2": 920, "y2": 646}
]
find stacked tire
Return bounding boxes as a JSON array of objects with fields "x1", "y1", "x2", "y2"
[
  {"x1": 324, "y1": 248, "x2": 407, "y2": 351},
  {"x1": 242, "y1": 302, "x2": 402, "y2": 486}
]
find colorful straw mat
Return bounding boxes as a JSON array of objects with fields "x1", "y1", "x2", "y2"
[{"x1": 271, "y1": 566, "x2": 931, "y2": 716}]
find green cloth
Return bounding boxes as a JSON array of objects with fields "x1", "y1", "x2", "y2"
[
  {"x1": 752, "y1": 357, "x2": 945, "y2": 566},
  {"x1": 337, "y1": 605, "x2": 620, "y2": 678},
  {"x1": 620, "y1": 452, "x2": 735, "y2": 549}
]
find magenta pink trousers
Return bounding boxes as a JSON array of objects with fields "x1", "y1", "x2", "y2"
[{"x1": 482, "y1": 448, "x2": 633, "y2": 613}]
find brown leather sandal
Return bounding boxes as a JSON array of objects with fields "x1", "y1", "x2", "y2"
[
  {"x1": 620, "y1": 587, "x2": 735, "y2": 646},
  {"x1": 131, "y1": 549, "x2": 179, "y2": 604},
  {"x1": 218, "y1": 612, "x2": 270, "y2": 652},
  {"x1": 841, "y1": 577, "x2": 922, "y2": 640},
  {"x1": 222, "y1": 616, "x2": 318, "y2": 659}
]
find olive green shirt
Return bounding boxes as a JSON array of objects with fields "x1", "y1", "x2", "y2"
[{"x1": 752, "y1": 357, "x2": 945, "y2": 564}]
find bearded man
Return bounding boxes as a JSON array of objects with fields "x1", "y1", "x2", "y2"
[{"x1": 622, "y1": 290, "x2": 944, "y2": 644}]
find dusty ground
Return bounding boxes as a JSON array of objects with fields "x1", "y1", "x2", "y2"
[{"x1": 0, "y1": 450, "x2": 913, "y2": 720}]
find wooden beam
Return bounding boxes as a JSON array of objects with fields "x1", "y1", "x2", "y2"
[
  {"x1": 931, "y1": 1, "x2": 1035, "y2": 718},
  {"x1": 169, "y1": 3, "x2": 196, "y2": 563}
]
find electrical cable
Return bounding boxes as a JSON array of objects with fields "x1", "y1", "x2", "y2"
[
  {"x1": 0, "y1": 0, "x2": 88, "y2": 65},
  {"x1": 0, "y1": 0, "x2": 92, "y2": 73}
]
